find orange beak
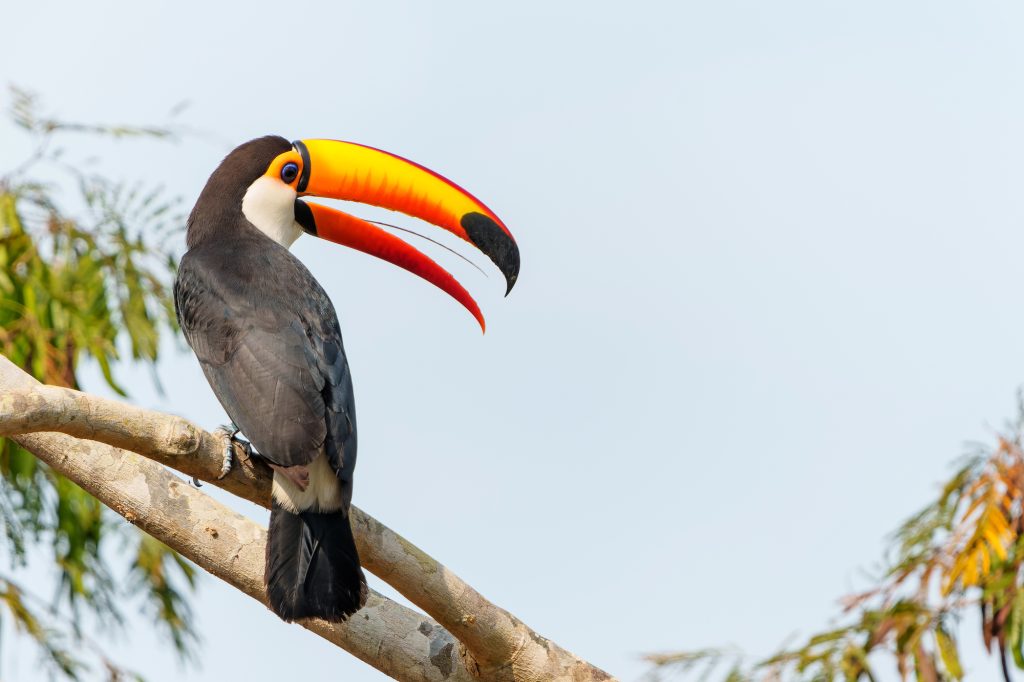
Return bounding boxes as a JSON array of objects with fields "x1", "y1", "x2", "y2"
[{"x1": 268, "y1": 139, "x2": 519, "y2": 331}]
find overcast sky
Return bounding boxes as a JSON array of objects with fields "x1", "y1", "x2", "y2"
[{"x1": 4, "y1": 2, "x2": 1024, "y2": 680}]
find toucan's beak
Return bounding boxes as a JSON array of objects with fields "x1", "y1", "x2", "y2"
[
  {"x1": 295, "y1": 199, "x2": 486, "y2": 330},
  {"x1": 279, "y1": 138, "x2": 518, "y2": 331}
]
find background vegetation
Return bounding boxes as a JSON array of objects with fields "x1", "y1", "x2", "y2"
[
  {"x1": 0, "y1": 87, "x2": 195, "y2": 680},
  {"x1": 647, "y1": 402, "x2": 1024, "y2": 681}
]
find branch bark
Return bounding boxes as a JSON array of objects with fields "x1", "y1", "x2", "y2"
[{"x1": 0, "y1": 355, "x2": 613, "y2": 682}]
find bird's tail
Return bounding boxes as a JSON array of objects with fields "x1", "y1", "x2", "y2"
[{"x1": 265, "y1": 502, "x2": 368, "y2": 622}]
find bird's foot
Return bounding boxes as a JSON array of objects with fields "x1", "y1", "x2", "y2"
[{"x1": 212, "y1": 422, "x2": 252, "y2": 480}]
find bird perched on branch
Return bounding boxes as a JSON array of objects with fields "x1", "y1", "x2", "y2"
[{"x1": 174, "y1": 135, "x2": 518, "y2": 622}]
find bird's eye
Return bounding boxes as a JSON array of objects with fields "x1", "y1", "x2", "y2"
[{"x1": 281, "y1": 162, "x2": 299, "y2": 184}]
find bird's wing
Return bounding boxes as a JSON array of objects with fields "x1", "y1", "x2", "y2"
[{"x1": 174, "y1": 251, "x2": 355, "y2": 472}]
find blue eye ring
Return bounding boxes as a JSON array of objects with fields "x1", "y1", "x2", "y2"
[{"x1": 281, "y1": 162, "x2": 300, "y2": 184}]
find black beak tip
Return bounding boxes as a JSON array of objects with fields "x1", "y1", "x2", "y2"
[{"x1": 461, "y1": 212, "x2": 520, "y2": 295}]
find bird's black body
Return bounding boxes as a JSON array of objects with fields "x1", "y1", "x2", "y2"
[{"x1": 175, "y1": 137, "x2": 366, "y2": 621}]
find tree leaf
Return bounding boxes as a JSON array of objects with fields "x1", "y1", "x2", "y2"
[{"x1": 935, "y1": 627, "x2": 962, "y2": 679}]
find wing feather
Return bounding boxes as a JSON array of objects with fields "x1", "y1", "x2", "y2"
[{"x1": 174, "y1": 247, "x2": 355, "y2": 472}]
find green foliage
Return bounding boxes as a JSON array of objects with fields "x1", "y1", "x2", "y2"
[
  {"x1": 0, "y1": 87, "x2": 194, "y2": 680},
  {"x1": 646, "y1": 399, "x2": 1024, "y2": 682}
]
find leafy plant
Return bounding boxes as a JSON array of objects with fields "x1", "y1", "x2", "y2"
[
  {"x1": 646, "y1": 396, "x2": 1024, "y2": 682},
  {"x1": 0, "y1": 86, "x2": 193, "y2": 680}
]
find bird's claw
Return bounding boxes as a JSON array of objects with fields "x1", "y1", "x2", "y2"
[{"x1": 214, "y1": 422, "x2": 252, "y2": 480}]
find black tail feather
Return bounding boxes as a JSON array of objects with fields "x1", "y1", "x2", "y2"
[{"x1": 265, "y1": 503, "x2": 368, "y2": 622}]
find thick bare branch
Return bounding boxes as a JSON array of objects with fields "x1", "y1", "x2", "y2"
[
  {"x1": 9, "y1": 424, "x2": 473, "y2": 681},
  {"x1": 0, "y1": 356, "x2": 613, "y2": 681}
]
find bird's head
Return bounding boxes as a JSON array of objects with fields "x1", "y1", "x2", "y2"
[{"x1": 187, "y1": 135, "x2": 519, "y2": 331}]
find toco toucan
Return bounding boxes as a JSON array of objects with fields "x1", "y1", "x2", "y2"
[{"x1": 174, "y1": 135, "x2": 518, "y2": 622}]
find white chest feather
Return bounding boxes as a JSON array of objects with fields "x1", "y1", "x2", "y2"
[{"x1": 241, "y1": 176, "x2": 304, "y2": 248}]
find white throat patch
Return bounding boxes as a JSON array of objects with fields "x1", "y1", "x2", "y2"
[{"x1": 241, "y1": 176, "x2": 304, "y2": 248}]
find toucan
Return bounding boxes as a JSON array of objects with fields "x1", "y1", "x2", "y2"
[{"x1": 174, "y1": 136, "x2": 518, "y2": 622}]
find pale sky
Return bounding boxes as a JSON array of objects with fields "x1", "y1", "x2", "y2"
[{"x1": 3, "y1": 2, "x2": 1024, "y2": 680}]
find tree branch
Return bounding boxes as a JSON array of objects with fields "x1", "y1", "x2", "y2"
[
  {"x1": 0, "y1": 356, "x2": 613, "y2": 682},
  {"x1": 11, "y1": 423, "x2": 473, "y2": 681}
]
